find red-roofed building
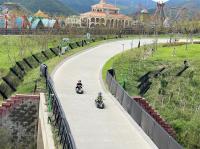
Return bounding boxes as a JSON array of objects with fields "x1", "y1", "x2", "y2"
[{"x1": 81, "y1": 0, "x2": 133, "y2": 28}]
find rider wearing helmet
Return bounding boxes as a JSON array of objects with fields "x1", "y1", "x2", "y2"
[
  {"x1": 76, "y1": 80, "x2": 82, "y2": 89},
  {"x1": 96, "y1": 92, "x2": 103, "y2": 103}
]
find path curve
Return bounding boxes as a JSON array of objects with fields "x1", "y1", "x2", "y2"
[{"x1": 52, "y1": 39, "x2": 167, "y2": 149}]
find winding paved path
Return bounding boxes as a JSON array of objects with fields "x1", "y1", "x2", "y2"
[{"x1": 52, "y1": 39, "x2": 167, "y2": 149}]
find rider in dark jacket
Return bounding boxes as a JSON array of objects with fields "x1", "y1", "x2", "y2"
[
  {"x1": 76, "y1": 80, "x2": 82, "y2": 89},
  {"x1": 96, "y1": 92, "x2": 103, "y2": 103}
]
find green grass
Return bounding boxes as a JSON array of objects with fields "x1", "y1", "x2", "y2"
[
  {"x1": 0, "y1": 35, "x2": 88, "y2": 101},
  {"x1": 0, "y1": 35, "x2": 85, "y2": 79},
  {"x1": 150, "y1": 44, "x2": 200, "y2": 61},
  {"x1": 16, "y1": 39, "x2": 111, "y2": 94},
  {"x1": 103, "y1": 43, "x2": 200, "y2": 149},
  {"x1": 0, "y1": 34, "x2": 132, "y2": 102},
  {"x1": 8, "y1": 37, "x2": 107, "y2": 149}
]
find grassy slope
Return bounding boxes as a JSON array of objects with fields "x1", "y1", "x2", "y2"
[
  {"x1": 0, "y1": 35, "x2": 85, "y2": 78},
  {"x1": 14, "y1": 38, "x2": 120, "y2": 148},
  {"x1": 15, "y1": 40, "x2": 105, "y2": 94},
  {"x1": 103, "y1": 43, "x2": 200, "y2": 148},
  {"x1": 0, "y1": 36, "x2": 114, "y2": 147},
  {"x1": 0, "y1": 35, "x2": 86, "y2": 103}
]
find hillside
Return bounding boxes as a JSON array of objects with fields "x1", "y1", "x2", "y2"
[
  {"x1": 103, "y1": 43, "x2": 200, "y2": 148},
  {"x1": 178, "y1": 0, "x2": 200, "y2": 12},
  {"x1": 59, "y1": 0, "x2": 97, "y2": 13},
  {"x1": 1, "y1": 0, "x2": 198, "y2": 16},
  {"x1": 59, "y1": 0, "x2": 200, "y2": 15},
  {"x1": 0, "y1": 0, "x2": 76, "y2": 16}
]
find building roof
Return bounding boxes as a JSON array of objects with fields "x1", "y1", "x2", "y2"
[
  {"x1": 81, "y1": 11, "x2": 132, "y2": 20},
  {"x1": 41, "y1": 18, "x2": 48, "y2": 27},
  {"x1": 92, "y1": 0, "x2": 119, "y2": 11},
  {"x1": 34, "y1": 10, "x2": 49, "y2": 18},
  {"x1": 31, "y1": 18, "x2": 42, "y2": 29},
  {"x1": 28, "y1": 16, "x2": 33, "y2": 23},
  {"x1": 41, "y1": 18, "x2": 58, "y2": 28},
  {"x1": 92, "y1": 3, "x2": 119, "y2": 11},
  {"x1": 81, "y1": 0, "x2": 132, "y2": 21},
  {"x1": 48, "y1": 19, "x2": 56, "y2": 28}
]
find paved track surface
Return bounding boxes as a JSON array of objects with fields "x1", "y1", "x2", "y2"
[{"x1": 52, "y1": 39, "x2": 167, "y2": 149}]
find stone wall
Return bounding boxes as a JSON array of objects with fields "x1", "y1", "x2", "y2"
[{"x1": 0, "y1": 94, "x2": 40, "y2": 149}]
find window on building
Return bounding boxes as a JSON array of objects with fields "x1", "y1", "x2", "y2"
[{"x1": 91, "y1": 18, "x2": 95, "y2": 22}]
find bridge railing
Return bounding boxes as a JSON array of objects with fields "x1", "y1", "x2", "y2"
[
  {"x1": 40, "y1": 64, "x2": 76, "y2": 149},
  {"x1": 106, "y1": 70, "x2": 183, "y2": 149}
]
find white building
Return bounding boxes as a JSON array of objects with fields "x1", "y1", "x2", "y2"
[
  {"x1": 65, "y1": 15, "x2": 81, "y2": 27},
  {"x1": 80, "y1": 0, "x2": 133, "y2": 28}
]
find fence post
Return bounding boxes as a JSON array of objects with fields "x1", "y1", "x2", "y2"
[
  {"x1": 47, "y1": 89, "x2": 53, "y2": 112},
  {"x1": 122, "y1": 80, "x2": 126, "y2": 90}
]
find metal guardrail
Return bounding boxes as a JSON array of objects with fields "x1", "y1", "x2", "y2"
[
  {"x1": 40, "y1": 64, "x2": 76, "y2": 149},
  {"x1": 106, "y1": 70, "x2": 183, "y2": 149}
]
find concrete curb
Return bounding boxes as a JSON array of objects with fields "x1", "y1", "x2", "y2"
[{"x1": 38, "y1": 93, "x2": 55, "y2": 149}]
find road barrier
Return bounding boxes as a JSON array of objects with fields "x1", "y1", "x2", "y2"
[
  {"x1": 106, "y1": 70, "x2": 183, "y2": 149},
  {"x1": 40, "y1": 64, "x2": 76, "y2": 149}
]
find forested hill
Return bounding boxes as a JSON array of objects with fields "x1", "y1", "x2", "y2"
[
  {"x1": 0, "y1": 0, "x2": 199, "y2": 16},
  {"x1": 0, "y1": 0, "x2": 76, "y2": 16},
  {"x1": 59, "y1": 0, "x2": 200, "y2": 15}
]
